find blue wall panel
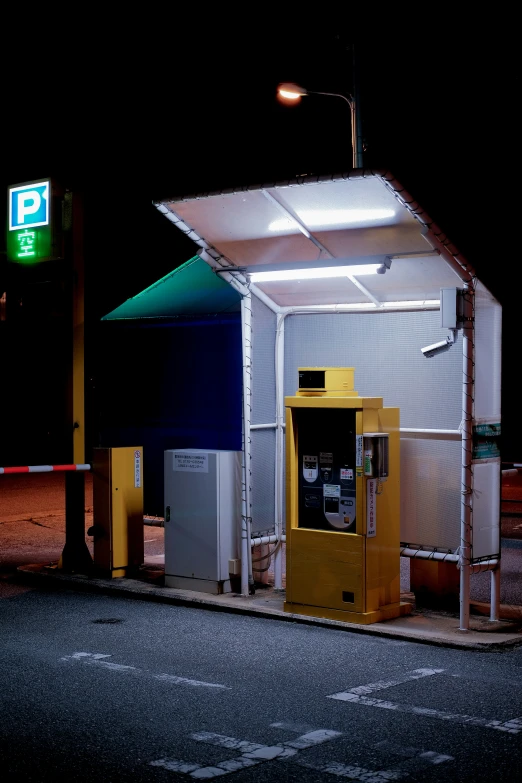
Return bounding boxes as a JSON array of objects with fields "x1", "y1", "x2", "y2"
[{"x1": 93, "y1": 317, "x2": 242, "y2": 516}]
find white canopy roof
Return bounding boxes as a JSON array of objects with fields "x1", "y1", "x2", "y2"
[{"x1": 154, "y1": 170, "x2": 485, "y2": 312}]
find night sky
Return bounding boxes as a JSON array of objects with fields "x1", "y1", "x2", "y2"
[{"x1": 0, "y1": 35, "x2": 517, "y2": 460}]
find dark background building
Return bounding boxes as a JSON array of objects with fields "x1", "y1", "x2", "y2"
[{"x1": 0, "y1": 36, "x2": 517, "y2": 477}]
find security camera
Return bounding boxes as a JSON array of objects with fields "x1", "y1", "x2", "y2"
[{"x1": 421, "y1": 337, "x2": 453, "y2": 358}]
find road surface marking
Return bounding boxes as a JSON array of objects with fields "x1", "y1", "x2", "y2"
[
  {"x1": 150, "y1": 726, "x2": 341, "y2": 778},
  {"x1": 270, "y1": 721, "x2": 317, "y2": 734},
  {"x1": 295, "y1": 760, "x2": 406, "y2": 780},
  {"x1": 60, "y1": 652, "x2": 136, "y2": 671},
  {"x1": 155, "y1": 674, "x2": 230, "y2": 689},
  {"x1": 327, "y1": 668, "x2": 522, "y2": 734},
  {"x1": 373, "y1": 740, "x2": 454, "y2": 765},
  {"x1": 418, "y1": 751, "x2": 455, "y2": 764},
  {"x1": 190, "y1": 733, "x2": 266, "y2": 754},
  {"x1": 193, "y1": 729, "x2": 340, "y2": 753},
  {"x1": 282, "y1": 729, "x2": 342, "y2": 750},
  {"x1": 60, "y1": 652, "x2": 229, "y2": 689},
  {"x1": 61, "y1": 652, "x2": 110, "y2": 660},
  {"x1": 340, "y1": 668, "x2": 445, "y2": 696},
  {"x1": 150, "y1": 723, "x2": 456, "y2": 780},
  {"x1": 149, "y1": 760, "x2": 200, "y2": 774}
]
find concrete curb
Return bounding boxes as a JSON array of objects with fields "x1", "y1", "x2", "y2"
[{"x1": 16, "y1": 564, "x2": 522, "y2": 652}]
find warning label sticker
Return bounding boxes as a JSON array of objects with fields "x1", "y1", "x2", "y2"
[{"x1": 173, "y1": 453, "x2": 209, "y2": 473}]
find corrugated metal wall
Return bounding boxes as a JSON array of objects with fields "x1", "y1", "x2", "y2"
[
  {"x1": 283, "y1": 310, "x2": 463, "y2": 549},
  {"x1": 283, "y1": 311, "x2": 462, "y2": 428}
]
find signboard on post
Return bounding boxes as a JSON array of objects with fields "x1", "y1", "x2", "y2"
[
  {"x1": 6, "y1": 179, "x2": 52, "y2": 264},
  {"x1": 472, "y1": 421, "x2": 501, "y2": 460}
]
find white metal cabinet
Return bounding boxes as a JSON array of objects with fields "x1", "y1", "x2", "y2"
[{"x1": 164, "y1": 449, "x2": 241, "y2": 593}]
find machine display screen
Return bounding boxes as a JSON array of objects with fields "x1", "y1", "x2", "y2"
[
  {"x1": 296, "y1": 408, "x2": 357, "y2": 532},
  {"x1": 298, "y1": 369, "x2": 325, "y2": 389}
]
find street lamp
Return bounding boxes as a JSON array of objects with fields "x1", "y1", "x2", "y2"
[{"x1": 277, "y1": 82, "x2": 363, "y2": 169}]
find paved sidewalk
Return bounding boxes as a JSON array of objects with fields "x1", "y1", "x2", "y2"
[{"x1": 16, "y1": 562, "x2": 522, "y2": 652}]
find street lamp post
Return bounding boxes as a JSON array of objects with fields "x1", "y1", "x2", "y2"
[{"x1": 277, "y1": 82, "x2": 363, "y2": 169}]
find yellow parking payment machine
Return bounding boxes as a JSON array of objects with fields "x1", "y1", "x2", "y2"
[{"x1": 284, "y1": 368, "x2": 411, "y2": 624}]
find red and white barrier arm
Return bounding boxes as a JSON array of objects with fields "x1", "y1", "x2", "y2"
[{"x1": 0, "y1": 464, "x2": 91, "y2": 475}]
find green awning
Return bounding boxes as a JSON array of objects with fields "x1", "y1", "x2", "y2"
[{"x1": 101, "y1": 255, "x2": 241, "y2": 320}]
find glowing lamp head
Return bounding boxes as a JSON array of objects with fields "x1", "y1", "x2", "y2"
[{"x1": 277, "y1": 82, "x2": 308, "y2": 103}]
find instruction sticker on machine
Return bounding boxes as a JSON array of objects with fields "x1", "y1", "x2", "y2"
[
  {"x1": 134, "y1": 450, "x2": 142, "y2": 488},
  {"x1": 173, "y1": 453, "x2": 209, "y2": 472},
  {"x1": 356, "y1": 435, "x2": 363, "y2": 468},
  {"x1": 323, "y1": 484, "x2": 341, "y2": 497},
  {"x1": 366, "y1": 479, "x2": 377, "y2": 537}
]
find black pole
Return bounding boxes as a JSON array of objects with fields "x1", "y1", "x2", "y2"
[
  {"x1": 352, "y1": 44, "x2": 364, "y2": 168},
  {"x1": 59, "y1": 189, "x2": 93, "y2": 574},
  {"x1": 61, "y1": 471, "x2": 93, "y2": 573}
]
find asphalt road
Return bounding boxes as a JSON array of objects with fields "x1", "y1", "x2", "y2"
[{"x1": 1, "y1": 588, "x2": 522, "y2": 781}]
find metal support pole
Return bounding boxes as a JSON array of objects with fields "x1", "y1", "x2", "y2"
[
  {"x1": 273, "y1": 312, "x2": 286, "y2": 590},
  {"x1": 309, "y1": 45, "x2": 363, "y2": 169},
  {"x1": 459, "y1": 284, "x2": 474, "y2": 631},
  {"x1": 240, "y1": 293, "x2": 254, "y2": 595},
  {"x1": 312, "y1": 91, "x2": 357, "y2": 169},
  {"x1": 490, "y1": 566, "x2": 501, "y2": 622}
]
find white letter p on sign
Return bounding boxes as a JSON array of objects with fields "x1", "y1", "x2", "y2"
[{"x1": 17, "y1": 190, "x2": 41, "y2": 222}]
